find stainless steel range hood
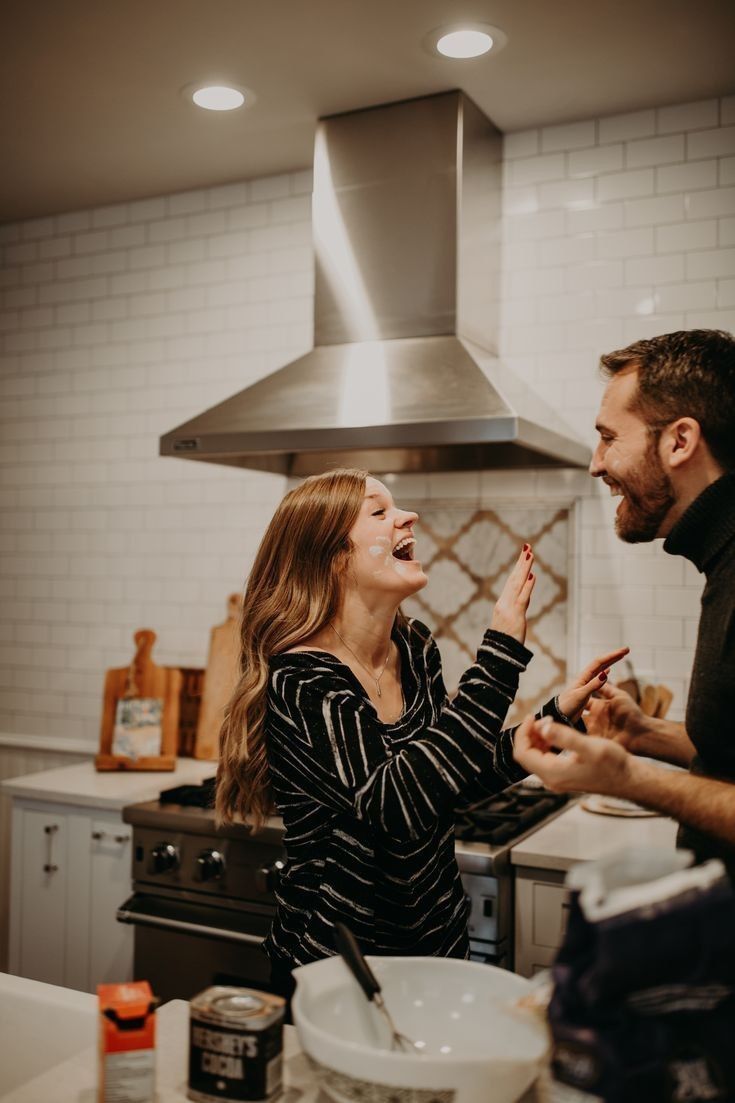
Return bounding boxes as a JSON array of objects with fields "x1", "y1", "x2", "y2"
[{"x1": 161, "y1": 91, "x2": 589, "y2": 475}]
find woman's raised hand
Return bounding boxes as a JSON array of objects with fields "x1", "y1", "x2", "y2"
[
  {"x1": 556, "y1": 647, "x2": 630, "y2": 722},
  {"x1": 490, "y1": 545, "x2": 535, "y2": 645}
]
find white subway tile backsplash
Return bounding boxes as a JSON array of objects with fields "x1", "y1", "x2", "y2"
[
  {"x1": 688, "y1": 127, "x2": 735, "y2": 159},
  {"x1": 91, "y1": 204, "x2": 129, "y2": 229},
  {"x1": 656, "y1": 220, "x2": 718, "y2": 253},
  {"x1": 128, "y1": 244, "x2": 166, "y2": 270},
  {"x1": 622, "y1": 312, "x2": 685, "y2": 340},
  {"x1": 188, "y1": 211, "x2": 228, "y2": 238},
  {"x1": 228, "y1": 204, "x2": 269, "y2": 231},
  {"x1": 598, "y1": 226, "x2": 654, "y2": 258},
  {"x1": 626, "y1": 134, "x2": 685, "y2": 168},
  {"x1": 503, "y1": 130, "x2": 540, "y2": 160},
  {"x1": 686, "y1": 247, "x2": 735, "y2": 279},
  {"x1": 568, "y1": 143, "x2": 624, "y2": 178},
  {"x1": 209, "y1": 182, "x2": 250, "y2": 209},
  {"x1": 507, "y1": 153, "x2": 566, "y2": 187},
  {"x1": 20, "y1": 216, "x2": 56, "y2": 240},
  {"x1": 39, "y1": 236, "x2": 72, "y2": 260},
  {"x1": 657, "y1": 99, "x2": 719, "y2": 134},
  {"x1": 595, "y1": 286, "x2": 654, "y2": 318},
  {"x1": 169, "y1": 189, "x2": 207, "y2": 216},
  {"x1": 685, "y1": 308, "x2": 735, "y2": 330},
  {"x1": 128, "y1": 196, "x2": 168, "y2": 222},
  {"x1": 73, "y1": 229, "x2": 109, "y2": 255},
  {"x1": 55, "y1": 211, "x2": 92, "y2": 234},
  {"x1": 624, "y1": 194, "x2": 684, "y2": 227},
  {"x1": 564, "y1": 260, "x2": 624, "y2": 292},
  {"x1": 250, "y1": 175, "x2": 291, "y2": 201},
  {"x1": 541, "y1": 120, "x2": 596, "y2": 152},
  {"x1": 597, "y1": 168, "x2": 655, "y2": 202},
  {"x1": 657, "y1": 159, "x2": 718, "y2": 193},
  {"x1": 625, "y1": 253, "x2": 686, "y2": 284},
  {"x1": 538, "y1": 234, "x2": 596, "y2": 266},
  {"x1": 565, "y1": 202, "x2": 624, "y2": 234},
  {"x1": 718, "y1": 279, "x2": 735, "y2": 307},
  {"x1": 599, "y1": 109, "x2": 656, "y2": 144},
  {"x1": 108, "y1": 224, "x2": 146, "y2": 249},
  {"x1": 655, "y1": 281, "x2": 717, "y2": 312},
  {"x1": 537, "y1": 292, "x2": 595, "y2": 323},
  {"x1": 685, "y1": 187, "x2": 735, "y2": 220},
  {"x1": 537, "y1": 178, "x2": 595, "y2": 210}
]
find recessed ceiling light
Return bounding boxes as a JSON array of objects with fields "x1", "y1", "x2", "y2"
[
  {"x1": 437, "y1": 30, "x2": 492, "y2": 57},
  {"x1": 426, "y1": 23, "x2": 508, "y2": 60},
  {"x1": 191, "y1": 85, "x2": 247, "y2": 111}
]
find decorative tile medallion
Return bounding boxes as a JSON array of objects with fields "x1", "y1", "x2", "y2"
[{"x1": 403, "y1": 503, "x2": 570, "y2": 725}]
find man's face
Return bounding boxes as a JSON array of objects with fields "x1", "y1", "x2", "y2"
[{"x1": 590, "y1": 368, "x2": 676, "y2": 542}]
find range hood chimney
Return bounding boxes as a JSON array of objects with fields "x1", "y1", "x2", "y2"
[{"x1": 161, "y1": 91, "x2": 590, "y2": 475}]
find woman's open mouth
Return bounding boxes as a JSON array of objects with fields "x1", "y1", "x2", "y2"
[{"x1": 392, "y1": 536, "x2": 416, "y2": 562}]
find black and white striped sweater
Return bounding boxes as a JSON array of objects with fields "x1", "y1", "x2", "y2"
[{"x1": 263, "y1": 618, "x2": 532, "y2": 968}]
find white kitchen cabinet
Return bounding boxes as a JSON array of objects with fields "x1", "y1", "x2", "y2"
[
  {"x1": 3, "y1": 759, "x2": 214, "y2": 993},
  {"x1": 514, "y1": 866, "x2": 569, "y2": 978},
  {"x1": 9, "y1": 798, "x2": 133, "y2": 992},
  {"x1": 510, "y1": 801, "x2": 679, "y2": 978}
]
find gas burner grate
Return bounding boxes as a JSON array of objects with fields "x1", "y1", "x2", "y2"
[
  {"x1": 455, "y1": 786, "x2": 568, "y2": 845},
  {"x1": 159, "y1": 776, "x2": 216, "y2": 807}
]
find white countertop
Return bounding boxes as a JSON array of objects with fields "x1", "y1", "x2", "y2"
[
  {"x1": 0, "y1": 759, "x2": 216, "y2": 810},
  {"x1": 510, "y1": 799, "x2": 679, "y2": 872},
  {"x1": 2, "y1": 995, "x2": 589, "y2": 1103}
]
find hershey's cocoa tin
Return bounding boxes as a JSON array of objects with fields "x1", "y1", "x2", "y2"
[{"x1": 187, "y1": 986, "x2": 285, "y2": 1103}]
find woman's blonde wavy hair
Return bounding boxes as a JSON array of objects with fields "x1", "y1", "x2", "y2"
[{"x1": 216, "y1": 468, "x2": 371, "y2": 829}]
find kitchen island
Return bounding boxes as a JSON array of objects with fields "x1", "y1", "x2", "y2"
[{"x1": 1, "y1": 976, "x2": 585, "y2": 1103}]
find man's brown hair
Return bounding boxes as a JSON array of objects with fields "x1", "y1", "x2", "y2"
[{"x1": 600, "y1": 329, "x2": 735, "y2": 471}]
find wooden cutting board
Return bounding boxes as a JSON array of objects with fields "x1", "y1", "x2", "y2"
[
  {"x1": 96, "y1": 629, "x2": 181, "y2": 771},
  {"x1": 194, "y1": 594, "x2": 243, "y2": 761}
]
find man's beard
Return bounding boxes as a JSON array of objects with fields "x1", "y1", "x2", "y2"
[{"x1": 614, "y1": 442, "x2": 676, "y2": 543}]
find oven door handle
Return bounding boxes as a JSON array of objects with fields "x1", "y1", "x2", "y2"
[{"x1": 116, "y1": 896, "x2": 267, "y2": 946}]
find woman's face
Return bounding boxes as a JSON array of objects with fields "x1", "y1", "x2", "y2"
[{"x1": 345, "y1": 477, "x2": 428, "y2": 601}]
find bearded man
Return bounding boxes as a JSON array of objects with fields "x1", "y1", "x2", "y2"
[{"x1": 514, "y1": 329, "x2": 735, "y2": 868}]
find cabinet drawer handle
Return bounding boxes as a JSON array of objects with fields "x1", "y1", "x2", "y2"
[
  {"x1": 92, "y1": 831, "x2": 105, "y2": 840},
  {"x1": 44, "y1": 824, "x2": 60, "y2": 874},
  {"x1": 114, "y1": 834, "x2": 130, "y2": 844}
]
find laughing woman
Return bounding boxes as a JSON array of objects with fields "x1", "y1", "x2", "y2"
[{"x1": 216, "y1": 469, "x2": 624, "y2": 999}]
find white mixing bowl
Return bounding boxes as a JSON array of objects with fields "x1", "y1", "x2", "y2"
[{"x1": 292, "y1": 955, "x2": 549, "y2": 1103}]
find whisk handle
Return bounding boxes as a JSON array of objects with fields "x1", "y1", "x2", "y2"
[{"x1": 334, "y1": 921, "x2": 381, "y2": 1002}]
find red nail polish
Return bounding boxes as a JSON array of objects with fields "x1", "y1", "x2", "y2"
[
  {"x1": 599, "y1": 672, "x2": 607, "y2": 682},
  {"x1": 526, "y1": 552, "x2": 531, "y2": 559},
  {"x1": 529, "y1": 572, "x2": 534, "y2": 580},
  {"x1": 523, "y1": 543, "x2": 529, "y2": 551}
]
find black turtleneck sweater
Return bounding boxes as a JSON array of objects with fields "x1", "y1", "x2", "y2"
[{"x1": 663, "y1": 472, "x2": 735, "y2": 864}]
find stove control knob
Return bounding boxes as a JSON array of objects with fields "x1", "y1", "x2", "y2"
[
  {"x1": 195, "y1": 848, "x2": 225, "y2": 882},
  {"x1": 255, "y1": 859, "x2": 285, "y2": 894},
  {"x1": 149, "y1": 843, "x2": 179, "y2": 874}
]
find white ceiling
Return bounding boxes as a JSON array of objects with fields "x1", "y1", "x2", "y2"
[{"x1": 4, "y1": 0, "x2": 735, "y2": 223}]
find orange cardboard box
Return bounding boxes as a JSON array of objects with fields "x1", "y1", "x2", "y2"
[{"x1": 98, "y1": 981, "x2": 156, "y2": 1103}]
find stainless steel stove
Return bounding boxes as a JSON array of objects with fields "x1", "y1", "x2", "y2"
[
  {"x1": 454, "y1": 782, "x2": 569, "y2": 968},
  {"x1": 119, "y1": 777, "x2": 567, "y2": 1001}
]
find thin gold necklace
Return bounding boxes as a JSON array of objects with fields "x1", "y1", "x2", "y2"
[{"x1": 331, "y1": 624, "x2": 391, "y2": 697}]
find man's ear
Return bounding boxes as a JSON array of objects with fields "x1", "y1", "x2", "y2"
[{"x1": 661, "y1": 417, "x2": 702, "y2": 469}]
